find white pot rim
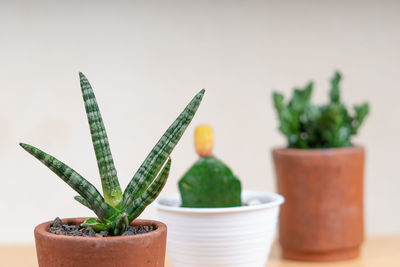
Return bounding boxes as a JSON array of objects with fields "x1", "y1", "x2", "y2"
[{"x1": 155, "y1": 190, "x2": 284, "y2": 214}]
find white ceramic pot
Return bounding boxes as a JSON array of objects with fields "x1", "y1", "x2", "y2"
[{"x1": 156, "y1": 190, "x2": 284, "y2": 267}]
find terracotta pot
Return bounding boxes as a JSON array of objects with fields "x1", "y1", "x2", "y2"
[
  {"x1": 34, "y1": 217, "x2": 167, "y2": 267},
  {"x1": 272, "y1": 146, "x2": 364, "y2": 262}
]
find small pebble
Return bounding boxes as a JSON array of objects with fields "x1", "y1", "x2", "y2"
[
  {"x1": 82, "y1": 227, "x2": 96, "y2": 237},
  {"x1": 52, "y1": 217, "x2": 62, "y2": 228},
  {"x1": 99, "y1": 231, "x2": 109, "y2": 237},
  {"x1": 122, "y1": 226, "x2": 136, "y2": 236}
]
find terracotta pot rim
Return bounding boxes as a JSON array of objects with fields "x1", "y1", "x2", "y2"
[
  {"x1": 155, "y1": 190, "x2": 284, "y2": 214},
  {"x1": 34, "y1": 217, "x2": 166, "y2": 243},
  {"x1": 272, "y1": 145, "x2": 364, "y2": 155}
]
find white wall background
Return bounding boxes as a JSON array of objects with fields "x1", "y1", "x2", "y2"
[{"x1": 1, "y1": 0, "x2": 399, "y2": 243}]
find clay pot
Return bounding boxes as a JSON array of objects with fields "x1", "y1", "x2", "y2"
[
  {"x1": 272, "y1": 147, "x2": 364, "y2": 262},
  {"x1": 34, "y1": 217, "x2": 167, "y2": 267}
]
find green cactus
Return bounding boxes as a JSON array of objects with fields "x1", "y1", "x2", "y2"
[
  {"x1": 178, "y1": 125, "x2": 242, "y2": 208},
  {"x1": 20, "y1": 73, "x2": 204, "y2": 235},
  {"x1": 272, "y1": 71, "x2": 369, "y2": 149}
]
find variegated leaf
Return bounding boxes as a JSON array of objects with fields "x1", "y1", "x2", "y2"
[
  {"x1": 74, "y1": 195, "x2": 92, "y2": 210},
  {"x1": 20, "y1": 143, "x2": 112, "y2": 220},
  {"x1": 79, "y1": 72, "x2": 122, "y2": 207},
  {"x1": 121, "y1": 89, "x2": 204, "y2": 209},
  {"x1": 126, "y1": 158, "x2": 171, "y2": 221}
]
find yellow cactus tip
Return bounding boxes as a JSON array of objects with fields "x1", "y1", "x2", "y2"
[{"x1": 194, "y1": 125, "x2": 214, "y2": 157}]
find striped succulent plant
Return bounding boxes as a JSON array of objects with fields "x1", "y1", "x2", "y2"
[{"x1": 20, "y1": 73, "x2": 205, "y2": 235}]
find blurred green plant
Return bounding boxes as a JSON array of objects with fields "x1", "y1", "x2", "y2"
[
  {"x1": 272, "y1": 71, "x2": 369, "y2": 149},
  {"x1": 178, "y1": 125, "x2": 242, "y2": 208},
  {"x1": 20, "y1": 73, "x2": 204, "y2": 235}
]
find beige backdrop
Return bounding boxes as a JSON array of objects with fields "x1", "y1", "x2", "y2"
[{"x1": 1, "y1": 0, "x2": 399, "y2": 243}]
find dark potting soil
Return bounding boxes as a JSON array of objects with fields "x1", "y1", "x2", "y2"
[{"x1": 47, "y1": 217, "x2": 154, "y2": 237}]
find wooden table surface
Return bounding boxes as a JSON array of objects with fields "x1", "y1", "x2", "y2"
[{"x1": 1, "y1": 236, "x2": 399, "y2": 267}]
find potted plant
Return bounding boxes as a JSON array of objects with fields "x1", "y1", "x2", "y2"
[
  {"x1": 20, "y1": 73, "x2": 204, "y2": 267},
  {"x1": 156, "y1": 125, "x2": 284, "y2": 267},
  {"x1": 272, "y1": 71, "x2": 369, "y2": 261}
]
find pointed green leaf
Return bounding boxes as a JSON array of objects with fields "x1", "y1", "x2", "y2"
[
  {"x1": 352, "y1": 103, "x2": 369, "y2": 134},
  {"x1": 126, "y1": 158, "x2": 171, "y2": 222},
  {"x1": 121, "y1": 89, "x2": 205, "y2": 209},
  {"x1": 81, "y1": 218, "x2": 109, "y2": 232},
  {"x1": 111, "y1": 213, "x2": 129, "y2": 236},
  {"x1": 330, "y1": 71, "x2": 341, "y2": 104},
  {"x1": 74, "y1": 195, "x2": 92, "y2": 210},
  {"x1": 20, "y1": 143, "x2": 112, "y2": 220},
  {"x1": 79, "y1": 72, "x2": 122, "y2": 207},
  {"x1": 272, "y1": 92, "x2": 285, "y2": 114},
  {"x1": 288, "y1": 82, "x2": 313, "y2": 112}
]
